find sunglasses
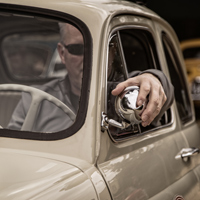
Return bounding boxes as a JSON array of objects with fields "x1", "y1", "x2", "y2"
[{"x1": 62, "y1": 43, "x2": 84, "y2": 56}]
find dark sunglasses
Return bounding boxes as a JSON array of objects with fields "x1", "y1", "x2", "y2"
[{"x1": 62, "y1": 43, "x2": 84, "y2": 56}]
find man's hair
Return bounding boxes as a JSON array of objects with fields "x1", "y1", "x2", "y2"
[
  {"x1": 58, "y1": 22, "x2": 67, "y2": 42},
  {"x1": 58, "y1": 23, "x2": 81, "y2": 43}
]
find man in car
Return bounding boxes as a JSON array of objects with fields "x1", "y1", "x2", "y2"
[{"x1": 8, "y1": 23, "x2": 174, "y2": 132}]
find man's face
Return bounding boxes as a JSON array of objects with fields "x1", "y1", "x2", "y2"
[{"x1": 57, "y1": 24, "x2": 84, "y2": 96}]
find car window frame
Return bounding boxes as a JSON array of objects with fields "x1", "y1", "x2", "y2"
[
  {"x1": 0, "y1": 4, "x2": 92, "y2": 140},
  {"x1": 105, "y1": 20, "x2": 173, "y2": 142}
]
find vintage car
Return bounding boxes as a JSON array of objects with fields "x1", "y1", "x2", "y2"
[{"x1": 0, "y1": 0, "x2": 200, "y2": 199}]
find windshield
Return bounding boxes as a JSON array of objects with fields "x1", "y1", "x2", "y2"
[{"x1": 0, "y1": 12, "x2": 86, "y2": 134}]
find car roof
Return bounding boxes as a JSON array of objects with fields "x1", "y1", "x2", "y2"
[{"x1": 0, "y1": 0, "x2": 161, "y2": 22}]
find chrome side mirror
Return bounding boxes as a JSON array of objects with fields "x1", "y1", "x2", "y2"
[
  {"x1": 101, "y1": 86, "x2": 145, "y2": 131},
  {"x1": 115, "y1": 86, "x2": 144, "y2": 124}
]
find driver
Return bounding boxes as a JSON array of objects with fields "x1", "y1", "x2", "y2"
[{"x1": 8, "y1": 23, "x2": 174, "y2": 132}]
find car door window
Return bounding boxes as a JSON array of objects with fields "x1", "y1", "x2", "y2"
[
  {"x1": 162, "y1": 33, "x2": 192, "y2": 124},
  {"x1": 0, "y1": 11, "x2": 92, "y2": 139},
  {"x1": 107, "y1": 28, "x2": 172, "y2": 141}
]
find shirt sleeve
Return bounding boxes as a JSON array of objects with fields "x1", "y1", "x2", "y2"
[{"x1": 7, "y1": 92, "x2": 31, "y2": 130}]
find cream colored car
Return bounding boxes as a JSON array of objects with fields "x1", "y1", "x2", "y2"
[{"x1": 0, "y1": 0, "x2": 200, "y2": 200}]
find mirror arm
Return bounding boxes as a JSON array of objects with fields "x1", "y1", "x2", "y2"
[
  {"x1": 101, "y1": 112, "x2": 130, "y2": 132},
  {"x1": 101, "y1": 86, "x2": 145, "y2": 132}
]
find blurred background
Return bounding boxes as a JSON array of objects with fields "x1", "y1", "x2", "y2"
[{"x1": 147, "y1": 0, "x2": 200, "y2": 41}]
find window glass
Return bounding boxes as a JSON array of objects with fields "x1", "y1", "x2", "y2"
[
  {"x1": 0, "y1": 13, "x2": 85, "y2": 133},
  {"x1": 162, "y1": 33, "x2": 192, "y2": 124},
  {"x1": 107, "y1": 29, "x2": 171, "y2": 141},
  {"x1": 2, "y1": 33, "x2": 64, "y2": 79}
]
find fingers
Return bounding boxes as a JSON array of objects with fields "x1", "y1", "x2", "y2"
[
  {"x1": 111, "y1": 82, "x2": 127, "y2": 96},
  {"x1": 139, "y1": 74, "x2": 167, "y2": 126},
  {"x1": 136, "y1": 81, "x2": 151, "y2": 107},
  {"x1": 111, "y1": 78, "x2": 139, "y2": 96},
  {"x1": 111, "y1": 73, "x2": 167, "y2": 127},
  {"x1": 141, "y1": 85, "x2": 167, "y2": 126}
]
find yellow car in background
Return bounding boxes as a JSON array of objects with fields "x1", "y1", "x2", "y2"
[{"x1": 180, "y1": 38, "x2": 200, "y2": 83}]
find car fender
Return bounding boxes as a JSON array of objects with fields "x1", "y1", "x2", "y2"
[{"x1": 0, "y1": 151, "x2": 98, "y2": 200}]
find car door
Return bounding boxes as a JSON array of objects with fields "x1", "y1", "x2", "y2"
[
  {"x1": 98, "y1": 15, "x2": 200, "y2": 200},
  {"x1": 159, "y1": 24, "x2": 200, "y2": 199}
]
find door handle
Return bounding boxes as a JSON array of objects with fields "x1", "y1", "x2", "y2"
[{"x1": 175, "y1": 147, "x2": 199, "y2": 161}]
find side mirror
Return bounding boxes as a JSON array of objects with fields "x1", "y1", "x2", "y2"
[{"x1": 101, "y1": 86, "x2": 145, "y2": 131}]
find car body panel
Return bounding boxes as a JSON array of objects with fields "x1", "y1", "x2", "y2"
[{"x1": 0, "y1": 149, "x2": 99, "y2": 200}]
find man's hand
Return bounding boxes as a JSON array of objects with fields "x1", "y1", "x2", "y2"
[{"x1": 112, "y1": 73, "x2": 167, "y2": 127}]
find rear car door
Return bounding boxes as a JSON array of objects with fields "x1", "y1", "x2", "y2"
[
  {"x1": 159, "y1": 24, "x2": 200, "y2": 199},
  {"x1": 98, "y1": 15, "x2": 200, "y2": 200}
]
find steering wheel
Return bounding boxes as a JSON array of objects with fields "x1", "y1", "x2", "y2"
[{"x1": 0, "y1": 84, "x2": 76, "y2": 131}]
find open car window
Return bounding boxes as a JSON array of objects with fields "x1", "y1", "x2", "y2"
[
  {"x1": 107, "y1": 28, "x2": 172, "y2": 141},
  {"x1": 0, "y1": 10, "x2": 91, "y2": 138}
]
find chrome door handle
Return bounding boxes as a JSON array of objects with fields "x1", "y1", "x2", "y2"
[{"x1": 175, "y1": 147, "x2": 199, "y2": 160}]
